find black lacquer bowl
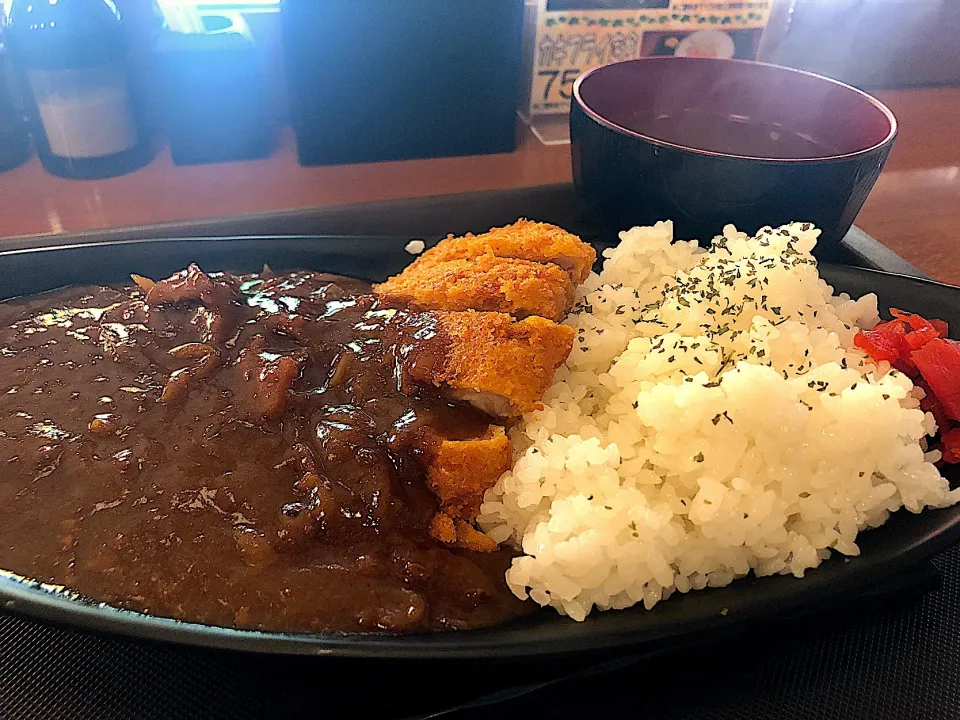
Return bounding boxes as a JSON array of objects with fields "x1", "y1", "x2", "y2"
[
  {"x1": 0, "y1": 235, "x2": 957, "y2": 658},
  {"x1": 571, "y1": 58, "x2": 897, "y2": 262}
]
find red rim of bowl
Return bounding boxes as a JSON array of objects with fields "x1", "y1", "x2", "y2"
[{"x1": 572, "y1": 57, "x2": 898, "y2": 164}]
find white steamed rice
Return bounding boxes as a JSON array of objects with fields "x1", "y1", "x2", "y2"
[{"x1": 478, "y1": 221, "x2": 959, "y2": 621}]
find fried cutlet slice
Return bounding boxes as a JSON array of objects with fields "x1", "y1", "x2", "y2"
[
  {"x1": 423, "y1": 425, "x2": 513, "y2": 521},
  {"x1": 374, "y1": 255, "x2": 575, "y2": 322},
  {"x1": 408, "y1": 219, "x2": 597, "y2": 285},
  {"x1": 410, "y1": 311, "x2": 575, "y2": 419},
  {"x1": 422, "y1": 425, "x2": 512, "y2": 552},
  {"x1": 411, "y1": 312, "x2": 575, "y2": 550}
]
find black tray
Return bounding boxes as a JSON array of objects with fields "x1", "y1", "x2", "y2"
[
  {"x1": 1, "y1": 233, "x2": 958, "y2": 663},
  {"x1": 0, "y1": 185, "x2": 955, "y2": 719}
]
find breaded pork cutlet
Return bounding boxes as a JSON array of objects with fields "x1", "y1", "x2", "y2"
[
  {"x1": 398, "y1": 309, "x2": 573, "y2": 550},
  {"x1": 420, "y1": 425, "x2": 513, "y2": 553},
  {"x1": 423, "y1": 425, "x2": 512, "y2": 520},
  {"x1": 403, "y1": 311, "x2": 572, "y2": 549},
  {"x1": 377, "y1": 220, "x2": 590, "y2": 550},
  {"x1": 375, "y1": 254, "x2": 575, "y2": 322},
  {"x1": 410, "y1": 310, "x2": 575, "y2": 419},
  {"x1": 405, "y1": 219, "x2": 597, "y2": 285}
]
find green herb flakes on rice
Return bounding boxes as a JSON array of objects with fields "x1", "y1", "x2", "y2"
[{"x1": 478, "y1": 221, "x2": 959, "y2": 621}]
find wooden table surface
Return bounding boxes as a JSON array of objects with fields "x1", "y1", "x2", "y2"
[{"x1": 1, "y1": 87, "x2": 957, "y2": 282}]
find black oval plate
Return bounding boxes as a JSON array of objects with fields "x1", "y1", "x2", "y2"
[{"x1": 0, "y1": 236, "x2": 957, "y2": 659}]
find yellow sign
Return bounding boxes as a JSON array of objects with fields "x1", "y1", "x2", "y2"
[{"x1": 523, "y1": 1, "x2": 773, "y2": 115}]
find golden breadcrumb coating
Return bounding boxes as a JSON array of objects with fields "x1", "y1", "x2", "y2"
[
  {"x1": 406, "y1": 219, "x2": 596, "y2": 285},
  {"x1": 375, "y1": 255, "x2": 575, "y2": 322},
  {"x1": 428, "y1": 514, "x2": 498, "y2": 553},
  {"x1": 423, "y1": 425, "x2": 513, "y2": 521},
  {"x1": 410, "y1": 311, "x2": 575, "y2": 419}
]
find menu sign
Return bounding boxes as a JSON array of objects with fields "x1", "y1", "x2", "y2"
[{"x1": 520, "y1": 0, "x2": 773, "y2": 117}]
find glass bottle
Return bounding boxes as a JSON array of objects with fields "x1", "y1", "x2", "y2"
[{"x1": 5, "y1": 0, "x2": 151, "y2": 179}]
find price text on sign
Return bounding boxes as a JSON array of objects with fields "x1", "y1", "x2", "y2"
[{"x1": 534, "y1": 31, "x2": 642, "y2": 111}]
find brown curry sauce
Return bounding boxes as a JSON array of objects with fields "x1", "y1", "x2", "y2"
[{"x1": 0, "y1": 268, "x2": 530, "y2": 633}]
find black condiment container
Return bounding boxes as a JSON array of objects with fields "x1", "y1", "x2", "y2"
[
  {"x1": 281, "y1": 0, "x2": 524, "y2": 166},
  {"x1": 0, "y1": 19, "x2": 31, "y2": 172},
  {"x1": 155, "y1": 28, "x2": 273, "y2": 165}
]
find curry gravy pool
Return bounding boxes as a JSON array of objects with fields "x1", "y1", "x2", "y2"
[{"x1": 0, "y1": 269, "x2": 531, "y2": 632}]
